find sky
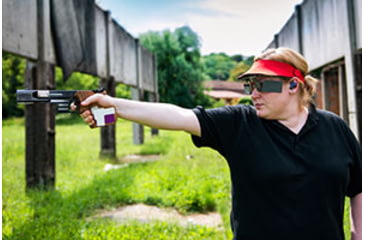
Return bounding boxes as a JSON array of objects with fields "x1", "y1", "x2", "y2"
[{"x1": 97, "y1": 0, "x2": 303, "y2": 56}]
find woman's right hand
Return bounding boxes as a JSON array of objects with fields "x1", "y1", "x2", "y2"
[{"x1": 70, "y1": 93, "x2": 115, "y2": 127}]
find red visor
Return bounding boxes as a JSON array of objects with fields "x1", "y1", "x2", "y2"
[{"x1": 238, "y1": 59, "x2": 305, "y2": 82}]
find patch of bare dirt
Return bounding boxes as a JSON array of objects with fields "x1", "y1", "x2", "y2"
[
  {"x1": 104, "y1": 154, "x2": 161, "y2": 172},
  {"x1": 118, "y1": 154, "x2": 161, "y2": 164},
  {"x1": 92, "y1": 204, "x2": 223, "y2": 229}
]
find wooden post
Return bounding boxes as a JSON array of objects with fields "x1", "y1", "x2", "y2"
[
  {"x1": 132, "y1": 87, "x2": 144, "y2": 144},
  {"x1": 23, "y1": 0, "x2": 56, "y2": 190},
  {"x1": 100, "y1": 77, "x2": 116, "y2": 158},
  {"x1": 99, "y1": 10, "x2": 117, "y2": 157},
  {"x1": 132, "y1": 39, "x2": 144, "y2": 145},
  {"x1": 25, "y1": 61, "x2": 56, "y2": 190},
  {"x1": 150, "y1": 54, "x2": 159, "y2": 136},
  {"x1": 148, "y1": 92, "x2": 159, "y2": 136}
]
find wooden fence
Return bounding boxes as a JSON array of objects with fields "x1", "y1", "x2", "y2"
[{"x1": 2, "y1": 0, "x2": 158, "y2": 189}]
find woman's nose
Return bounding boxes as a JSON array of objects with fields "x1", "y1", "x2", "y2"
[{"x1": 251, "y1": 88, "x2": 261, "y2": 99}]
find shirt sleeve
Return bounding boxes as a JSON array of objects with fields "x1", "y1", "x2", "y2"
[
  {"x1": 191, "y1": 105, "x2": 250, "y2": 157},
  {"x1": 344, "y1": 124, "x2": 362, "y2": 198}
]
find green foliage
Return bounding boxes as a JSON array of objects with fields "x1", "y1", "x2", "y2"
[
  {"x1": 2, "y1": 53, "x2": 26, "y2": 118},
  {"x1": 55, "y1": 68, "x2": 99, "y2": 90},
  {"x1": 230, "y1": 54, "x2": 244, "y2": 63},
  {"x1": 139, "y1": 26, "x2": 211, "y2": 108},
  {"x1": 228, "y1": 56, "x2": 254, "y2": 81},
  {"x1": 211, "y1": 99, "x2": 227, "y2": 109},
  {"x1": 228, "y1": 61, "x2": 251, "y2": 82},
  {"x1": 116, "y1": 84, "x2": 131, "y2": 99},
  {"x1": 202, "y1": 53, "x2": 235, "y2": 80},
  {"x1": 56, "y1": 68, "x2": 131, "y2": 99},
  {"x1": 202, "y1": 53, "x2": 254, "y2": 82},
  {"x1": 238, "y1": 96, "x2": 253, "y2": 105}
]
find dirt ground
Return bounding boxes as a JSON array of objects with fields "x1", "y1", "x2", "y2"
[
  {"x1": 92, "y1": 203, "x2": 223, "y2": 229},
  {"x1": 99, "y1": 154, "x2": 223, "y2": 229}
]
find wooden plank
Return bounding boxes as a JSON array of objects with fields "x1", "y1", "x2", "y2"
[
  {"x1": 277, "y1": 13, "x2": 300, "y2": 53},
  {"x1": 109, "y1": 20, "x2": 137, "y2": 86},
  {"x1": 140, "y1": 46, "x2": 155, "y2": 92},
  {"x1": 95, "y1": 6, "x2": 108, "y2": 78},
  {"x1": 43, "y1": 0, "x2": 56, "y2": 63},
  {"x1": 2, "y1": 0, "x2": 38, "y2": 59},
  {"x1": 354, "y1": 0, "x2": 362, "y2": 49},
  {"x1": 301, "y1": 0, "x2": 348, "y2": 69}
]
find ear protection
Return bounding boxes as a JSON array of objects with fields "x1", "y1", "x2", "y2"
[{"x1": 289, "y1": 81, "x2": 298, "y2": 90}]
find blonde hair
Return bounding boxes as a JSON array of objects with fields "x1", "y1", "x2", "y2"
[{"x1": 255, "y1": 47, "x2": 318, "y2": 107}]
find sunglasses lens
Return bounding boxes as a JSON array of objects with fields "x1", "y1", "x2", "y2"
[
  {"x1": 243, "y1": 83, "x2": 252, "y2": 94},
  {"x1": 253, "y1": 82, "x2": 263, "y2": 92},
  {"x1": 243, "y1": 79, "x2": 283, "y2": 93},
  {"x1": 261, "y1": 80, "x2": 282, "y2": 92}
]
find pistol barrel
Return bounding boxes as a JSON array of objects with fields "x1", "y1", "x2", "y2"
[
  {"x1": 16, "y1": 90, "x2": 78, "y2": 102},
  {"x1": 16, "y1": 90, "x2": 50, "y2": 102}
]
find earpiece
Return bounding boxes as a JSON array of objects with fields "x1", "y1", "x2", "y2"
[{"x1": 289, "y1": 81, "x2": 297, "y2": 90}]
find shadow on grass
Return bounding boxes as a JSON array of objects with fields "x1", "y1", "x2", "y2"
[{"x1": 5, "y1": 162, "x2": 149, "y2": 240}]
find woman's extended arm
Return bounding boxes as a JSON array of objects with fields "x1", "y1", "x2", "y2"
[
  {"x1": 351, "y1": 193, "x2": 362, "y2": 240},
  {"x1": 76, "y1": 93, "x2": 202, "y2": 137}
]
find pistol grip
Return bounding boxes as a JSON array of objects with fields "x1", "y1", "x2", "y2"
[
  {"x1": 74, "y1": 91, "x2": 95, "y2": 113},
  {"x1": 74, "y1": 91, "x2": 116, "y2": 128},
  {"x1": 90, "y1": 106, "x2": 116, "y2": 128}
]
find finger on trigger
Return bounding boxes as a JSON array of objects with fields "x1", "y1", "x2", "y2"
[
  {"x1": 70, "y1": 102, "x2": 77, "y2": 111},
  {"x1": 81, "y1": 110, "x2": 90, "y2": 118}
]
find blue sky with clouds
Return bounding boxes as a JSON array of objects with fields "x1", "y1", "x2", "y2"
[{"x1": 96, "y1": 0, "x2": 302, "y2": 56}]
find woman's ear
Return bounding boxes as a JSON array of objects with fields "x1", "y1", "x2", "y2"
[
  {"x1": 288, "y1": 79, "x2": 299, "y2": 93},
  {"x1": 289, "y1": 81, "x2": 297, "y2": 90}
]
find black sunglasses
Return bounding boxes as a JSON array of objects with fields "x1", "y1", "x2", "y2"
[{"x1": 243, "y1": 77, "x2": 284, "y2": 94}]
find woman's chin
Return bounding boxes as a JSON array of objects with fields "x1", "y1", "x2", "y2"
[
  {"x1": 256, "y1": 110, "x2": 264, "y2": 117},
  {"x1": 256, "y1": 109, "x2": 269, "y2": 119}
]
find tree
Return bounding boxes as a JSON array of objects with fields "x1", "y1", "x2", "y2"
[
  {"x1": 2, "y1": 53, "x2": 26, "y2": 118},
  {"x1": 202, "y1": 53, "x2": 235, "y2": 80},
  {"x1": 227, "y1": 55, "x2": 254, "y2": 81},
  {"x1": 231, "y1": 54, "x2": 243, "y2": 63},
  {"x1": 139, "y1": 26, "x2": 211, "y2": 108},
  {"x1": 228, "y1": 61, "x2": 251, "y2": 81}
]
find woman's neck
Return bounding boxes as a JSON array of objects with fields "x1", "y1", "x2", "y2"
[{"x1": 278, "y1": 106, "x2": 309, "y2": 134}]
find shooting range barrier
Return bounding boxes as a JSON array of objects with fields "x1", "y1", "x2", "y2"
[
  {"x1": 3, "y1": 0, "x2": 158, "y2": 189},
  {"x1": 266, "y1": 0, "x2": 362, "y2": 141}
]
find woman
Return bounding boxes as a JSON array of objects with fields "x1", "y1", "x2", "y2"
[{"x1": 75, "y1": 47, "x2": 361, "y2": 240}]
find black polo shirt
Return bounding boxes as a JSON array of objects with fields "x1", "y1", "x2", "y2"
[{"x1": 191, "y1": 104, "x2": 361, "y2": 240}]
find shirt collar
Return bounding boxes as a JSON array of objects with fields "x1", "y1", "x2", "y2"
[{"x1": 261, "y1": 103, "x2": 319, "y2": 136}]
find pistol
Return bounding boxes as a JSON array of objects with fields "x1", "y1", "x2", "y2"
[{"x1": 16, "y1": 88, "x2": 116, "y2": 127}]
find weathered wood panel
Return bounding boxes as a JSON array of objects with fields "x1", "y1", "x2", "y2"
[
  {"x1": 95, "y1": 6, "x2": 108, "y2": 78},
  {"x1": 109, "y1": 20, "x2": 137, "y2": 86},
  {"x1": 354, "y1": 0, "x2": 362, "y2": 49},
  {"x1": 301, "y1": 0, "x2": 348, "y2": 69},
  {"x1": 2, "y1": 0, "x2": 38, "y2": 60},
  {"x1": 277, "y1": 13, "x2": 300, "y2": 53},
  {"x1": 140, "y1": 46, "x2": 155, "y2": 92}
]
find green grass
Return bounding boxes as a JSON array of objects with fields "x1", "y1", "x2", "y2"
[
  {"x1": 3, "y1": 116, "x2": 231, "y2": 240},
  {"x1": 2, "y1": 116, "x2": 352, "y2": 239}
]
